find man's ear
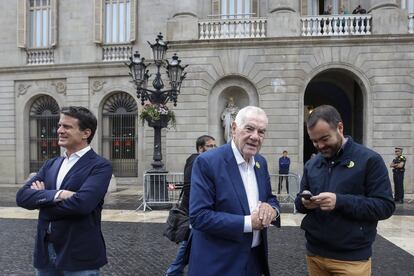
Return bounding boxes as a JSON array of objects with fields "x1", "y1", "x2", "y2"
[
  {"x1": 337, "y1": 122, "x2": 344, "y2": 135},
  {"x1": 83, "y1": 129, "x2": 92, "y2": 140},
  {"x1": 231, "y1": 121, "x2": 237, "y2": 136}
]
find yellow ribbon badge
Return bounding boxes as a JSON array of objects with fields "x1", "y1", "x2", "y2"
[
  {"x1": 255, "y1": 162, "x2": 260, "y2": 169},
  {"x1": 347, "y1": 161, "x2": 355, "y2": 168}
]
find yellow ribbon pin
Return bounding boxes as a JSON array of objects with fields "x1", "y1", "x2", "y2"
[
  {"x1": 347, "y1": 161, "x2": 355, "y2": 168},
  {"x1": 255, "y1": 162, "x2": 260, "y2": 169}
]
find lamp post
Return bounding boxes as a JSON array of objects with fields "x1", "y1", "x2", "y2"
[{"x1": 127, "y1": 33, "x2": 187, "y2": 172}]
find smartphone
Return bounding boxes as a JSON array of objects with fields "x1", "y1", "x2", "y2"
[{"x1": 300, "y1": 192, "x2": 313, "y2": 200}]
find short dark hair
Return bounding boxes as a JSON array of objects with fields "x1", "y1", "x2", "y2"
[
  {"x1": 60, "y1": 106, "x2": 97, "y2": 144},
  {"x1": 306, "y1": 105, "x2": 342, "y2": 130},
  {"x1": 196, "y1": 135, "x2": 215, "y2": 151},
  {"x1": 283, "y1": 150, "x2": 288, "y2": 154}
]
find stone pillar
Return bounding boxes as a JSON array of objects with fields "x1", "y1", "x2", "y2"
[
  {"x1": 368, "y1": 0, "x2": 408, "y2": 34},
  {"x1": 167, "y1": 0, "x2": 199, "y2": 41},
  {"x1": 267, "y1": 0, "x2": 301, "y2": 37}
]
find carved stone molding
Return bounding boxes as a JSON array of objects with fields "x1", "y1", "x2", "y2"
[
  {"x1": 17, "y1": 83, "x2": 32, "y2": 97},
  {"x1": 15, "y1": 79, "x2": 66, "y2": 98},
  {"x1": 91, "y1": 80, "x2": 107, "y2": 94},
  {"x1": 51, "y1": 81, "x2": 67, "y2": 95}
]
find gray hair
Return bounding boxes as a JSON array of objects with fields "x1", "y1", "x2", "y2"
[{"x1": 234, "y1": 106, "x2": 268, "y2": 128}]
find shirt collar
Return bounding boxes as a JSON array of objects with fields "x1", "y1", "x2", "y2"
[
  {"x1": 64, "y1": 145, "x2": 91, "y2": 159},
  {"x1": 231, "y1": 140, "x2": 255, "y2": 167}
]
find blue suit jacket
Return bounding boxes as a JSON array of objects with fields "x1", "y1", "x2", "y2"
[
  {"x1": 189, "y1": 143, "x2": 280, "y2": 276},
  {"x1": 16, "y1": 149, "x2": 112, "y2": 270}
]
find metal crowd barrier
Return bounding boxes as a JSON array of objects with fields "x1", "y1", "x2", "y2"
[
  {"x1": 269, "y1": 173, "x2": 301, "y2": 213},
  {"x1": 137, "y1": 172, "x2": 300, "y2": 212},
  {"x1": 137, "y1": 172, "x2": 184, "y2": 211}
]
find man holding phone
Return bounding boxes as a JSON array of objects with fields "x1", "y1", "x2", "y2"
[{"x1": 295, "y1": 105, "x2": 395, "y2": 276}]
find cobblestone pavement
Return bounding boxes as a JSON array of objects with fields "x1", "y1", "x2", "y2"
[
  {"x1": 1, "y1": 218, "x2": 414, "y2": 276},
  {"x1": 2, "y1": 185, "x2": 414, "y2": 275}
]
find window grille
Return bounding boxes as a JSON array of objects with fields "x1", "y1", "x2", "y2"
[
  {"x1": 102, "y1": 93, "x2": 138, "y2": 177},
  {"x1": 28, "y1": 0, "x2": 52, "y2": 48},
  {"x1": 29, "y1": 95, "x2": 60, "y2": 172},
  {"x1": 104, "y1": 0, "x2": 131, "y2": 43}
]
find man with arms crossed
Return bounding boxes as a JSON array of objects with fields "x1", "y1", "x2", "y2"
[
  {"x1": 295, "y1": 105, "x2": 395, "y2": 276},
  {"x1": 189, "y1": 106, "x2": 280, "y2": 276},
  {"x1": 16, "y1": 106, "x2": 112, "y2": 275}
]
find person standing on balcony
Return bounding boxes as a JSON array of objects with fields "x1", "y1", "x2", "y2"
[
  {"x1": 277, "y1": 150, "x2": 290, "y2": 194},
  {"x1": 16, "y1": 106, "x2": 113, "y2": 276},
  {"x1": 295, "y1": 105, "x2": 395, "y2": 276},
  {"x1": 390, "y1": 147, "x2": 406, "y2": 204},
  {"x1": 166, "y1": 135, "x2": 216, "y2": 276},
  {"x1": 189, "y1": 106, "x2": 280, "y2": 276}
]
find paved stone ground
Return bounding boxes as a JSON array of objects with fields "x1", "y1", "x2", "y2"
[{"x1": 2, "y1": 218, "x2": 414, "y2": 276}]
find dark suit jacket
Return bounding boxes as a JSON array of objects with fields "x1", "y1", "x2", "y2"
[
  {"x1": 189, "y1": 143, "x2": 280, "y2": 276},
  {"x1": 16, "y1": 149, "x2": 112, "y2": 271}
]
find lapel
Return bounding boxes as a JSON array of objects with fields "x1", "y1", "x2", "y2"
[
  {"x1": 60, "y1": 149, "x2": 96, "y2": 190},
  {"x1": 50, "y1": 157, "x2": 64, "y2": 190},
  {"x1": 254, "y1": 158, "x2": 266, "y2": 202},
  {"x1": 223, "y1": 144, "x2": 250, "y2": 215}
]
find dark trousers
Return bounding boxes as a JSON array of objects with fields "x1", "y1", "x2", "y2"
[
  {"x1": 247, "y1": 245, "x2": 266, "y2": 276},
  {"x1": 278, "y1": 175, "x2": 289, "y2": 194},
  {"x1": 393, "y1": 171, "x2": 404, "y2": 202}
]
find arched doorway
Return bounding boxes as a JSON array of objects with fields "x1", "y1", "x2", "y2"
[{"x1": 303, "y1": 69, "x2": 364, "y2": 163}]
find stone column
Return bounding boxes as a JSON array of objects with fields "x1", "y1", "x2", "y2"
[
  {"x1": 368, "y1": 0, "x2": 408, "y2": 34},
  {"x1": 267, "y1": 0, "x2": 301, "y2": 37},
  {"x1": 167, "y1": 0, "x2": 199, "y2": 41}
]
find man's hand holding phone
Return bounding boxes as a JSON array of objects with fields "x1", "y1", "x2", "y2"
[{"x1": 300, "y1": 190, "x2": 319, "y2": 209}]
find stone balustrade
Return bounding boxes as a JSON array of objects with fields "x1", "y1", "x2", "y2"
[
  {"x1": 26, "y1": 48, "x2": 54, "y2": 65},
  {"x1": 301, "y1": 15, "x2": 372, "y2": 36},
  {"x1": 103, "y1": 44, "x2": 133, "y2": 62},
  {"x1": 198, "y1": 17, "x2": 266, "y2": 40},
  {"x1": 409, "y1": 14, "x2": 414, "y2": 34}
]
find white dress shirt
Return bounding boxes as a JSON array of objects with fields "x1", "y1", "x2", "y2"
[
  {"x1": 231, "y1": 140, "x2": 261, "y2": 247},
  {"x1": 54, "y1": 145, "x2": 91, "y2": 198}
]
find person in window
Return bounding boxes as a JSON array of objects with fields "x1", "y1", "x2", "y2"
[
  {"x1": 295, "y1": 105, "x2": 395, "y2": 276},
  {"x1": 16, "y1": 106, "x2": 113, "y2": 276},
  {"x1": 166, "y1": 135, "x2": 216, "y2": 276},
  {"x1": 189, "y1": 106, "x2": 280, "y2": 276}
]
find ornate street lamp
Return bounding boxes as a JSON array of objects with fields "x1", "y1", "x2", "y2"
[{"x1": 127, "y1": 33, "x2": 187, "y2": 172}]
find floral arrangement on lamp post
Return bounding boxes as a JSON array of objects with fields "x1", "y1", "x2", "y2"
[{"x1": 139, "y1": 102, "x2": 176, "y2": 128}]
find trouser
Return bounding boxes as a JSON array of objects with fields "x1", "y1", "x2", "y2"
[
  {"x1": 393, "y1": 171, "x2": 404, "y2": 202},
  {"x1": 36, "y1": 243, "x2": 100, "y2": 276},
  {"x1": 246, "y1": 244, "x2": 266, "y2": 276},
  {"x1": 306, "y1": 255, "x2": 371, "y2": 276},
  {"x1": 278, "y1": 175, "x2": 289, "y2": 194}
]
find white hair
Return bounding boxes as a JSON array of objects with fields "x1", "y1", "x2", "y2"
[{"x1": 234, "y1": 106, "x2": 268, "y2": 128}]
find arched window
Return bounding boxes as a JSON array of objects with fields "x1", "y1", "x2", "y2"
[
  {"x1": 29, "y1": 95, "x2": 60, "y2": 172},
  {"x1": 102, "y1": 92, "x2": 138, "y2": 177}
]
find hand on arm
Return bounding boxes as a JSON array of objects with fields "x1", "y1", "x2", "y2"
[{"x1": 31, "y1": 180, "x2": 45, "y2": 190}]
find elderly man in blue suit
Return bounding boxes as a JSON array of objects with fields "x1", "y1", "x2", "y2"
[
  {"x1": 189, "y1": 106, "x2": 280, "y2": 276},
  {"x1": 16, "y1": 106, "x2": 112, "y2": 276}
]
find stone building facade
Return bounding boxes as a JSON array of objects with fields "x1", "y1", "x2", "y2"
[{"x1": 0, "y1": 0, "x2": 412, "y2": 192}]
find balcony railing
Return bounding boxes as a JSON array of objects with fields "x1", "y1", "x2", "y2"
[
  {"x1": 26, "y1": 48, "x2": 54, "y2": 65},
  {"x1": 301, "y1": 15, "x2": 372, "y2": 36},
  {"x1": 199, "y1": 17, "x2": 266, "y2": 40},
  {"x1": 102, "y1": 44, "x2": 133, "y2": 61},
  {"x1": 409, "y1": 14, "x2": 414, "y2": 34}
]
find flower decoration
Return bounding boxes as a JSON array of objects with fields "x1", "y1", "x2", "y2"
[
  {"x1": 255, "y1": 161, "x2": 261, "y2": 169},
  {"x1": 139, "y1": 103, "x2": 176, "y2": 128},
  {"x1": 347, "y1": 161, "x2": 355, "y2": 168}
]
